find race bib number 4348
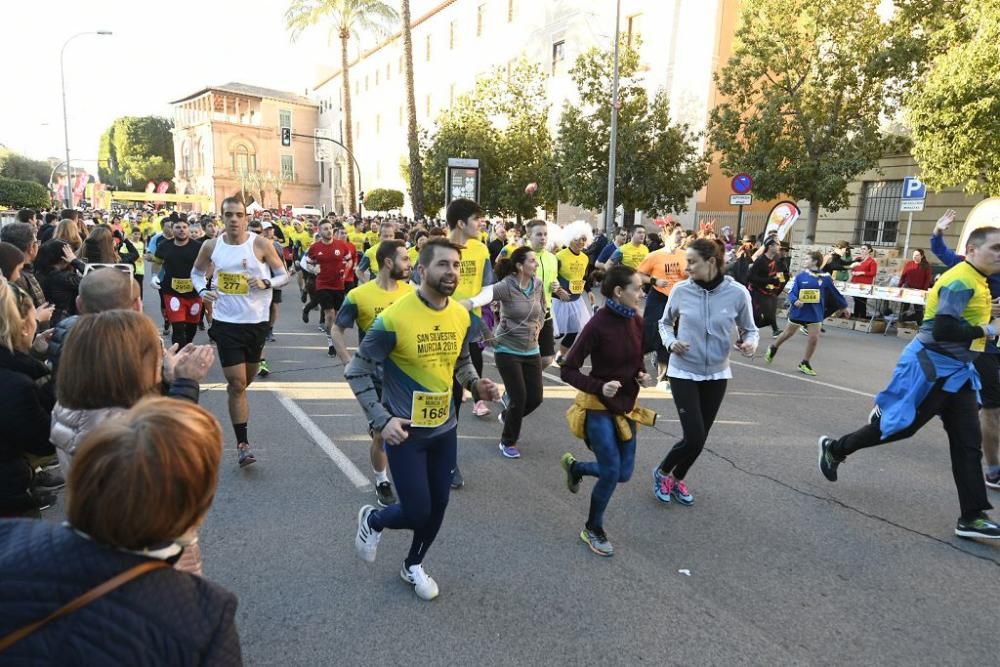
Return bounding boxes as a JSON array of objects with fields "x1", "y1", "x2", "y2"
[{"x1": 799, "y1": 288, "x2": 820, "y2": 304}]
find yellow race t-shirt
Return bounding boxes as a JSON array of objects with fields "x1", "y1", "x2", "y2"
[
  {"x1": 617, "y1": 242, "x2": 650, "y2": 269},
  {"x1": 556, "y1": 248, "x2": 590, "y2": 301}
]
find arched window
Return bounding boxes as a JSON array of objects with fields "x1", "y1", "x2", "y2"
[{"x1": 229, "y1": 139, "x2": 257, "y2": 175}]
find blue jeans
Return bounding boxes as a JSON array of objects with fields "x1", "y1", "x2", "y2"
[
  {"x1": 576, "y1": 411, "x2": 637, "y2": 530},
  {"x1": 368, "y1": 428, "x2": 457, "y2": 567}
]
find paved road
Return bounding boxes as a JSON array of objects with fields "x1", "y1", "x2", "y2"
[{"x1": 58, "y1": 282, "x2": 1000, "y2": 664}]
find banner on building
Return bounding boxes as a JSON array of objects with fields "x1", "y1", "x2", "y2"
[{"x1": 763, "y1": 201, "x2": 801, "y2": 241}]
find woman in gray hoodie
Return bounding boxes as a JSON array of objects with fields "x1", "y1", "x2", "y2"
[
  {"x1": 490, "y1": 246, "x2": 546, "y2": 459},
  {"x1": 654, "y1": 239, "x2": 759, "y2": 506}
]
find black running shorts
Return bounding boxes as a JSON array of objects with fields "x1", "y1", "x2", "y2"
[
  {"x1": 208, "y1": 320, "x2": 270, "y2": 368},
  {"x1": 975, "y1": 353, "x2": 1000, "y2": 409},
  {"x1": 316, "y1": 289, "x2": 346, "y2": 312}
]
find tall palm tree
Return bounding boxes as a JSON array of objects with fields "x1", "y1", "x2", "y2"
[
  {"x1": 286, "y1": 0, "x2": 399, "y2": 215},
  {"x1": 400, "y1": 0, "x2": 425, "y2": 219}
]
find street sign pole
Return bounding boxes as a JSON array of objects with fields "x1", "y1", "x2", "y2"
[
  {"x1": 736, "y1": 205, "x2": 744, "y2": 240},
  {"x1": 903, "y1": 211, "x2": 913, "y2": 257}
]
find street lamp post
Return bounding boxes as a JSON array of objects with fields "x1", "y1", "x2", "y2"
[
  {"x1": 60, "y1": 31, "x2": 112, "y2": 208},
  {"x1": 604, "y1": 0, "x2": 622, "y2": 234}
]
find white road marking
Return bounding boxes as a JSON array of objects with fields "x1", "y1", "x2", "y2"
[
  {"x1": 275, "y1": 393, "x2": 370, "y2": 489},
  {"x1": 730, "y1": 360, "x2": 876, "y2": 398}
]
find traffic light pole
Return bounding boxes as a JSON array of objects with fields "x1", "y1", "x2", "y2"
[{"x1": 292, "y1": 132, "x2": 363, "y2": 218}]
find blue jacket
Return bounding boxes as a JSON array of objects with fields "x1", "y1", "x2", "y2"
[
  {"x1": 930, "y1": 233, "x2": 1000, "y2": 354},
  {"x1": 875, "y1": 338, "x2": 980, "y2": 438},
  {"x1": 0, "y1": 519, "x2": 242, "y2": 666},
  {"x1": 787, "y1": 270, "x2": 847, "y2": 323}
]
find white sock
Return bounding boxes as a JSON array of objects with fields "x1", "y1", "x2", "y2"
[{"x1": 374, "y1": 469, "x2": 389, "y2": 484}]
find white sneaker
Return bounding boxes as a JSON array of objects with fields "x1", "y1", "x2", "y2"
[
  {"x1": 400, "y1": 562, "x2": 439, "y2": 600},
  {"x1": 355, "y1": 505, "x2": 381, "y2": 563},
  {"x1": 472, "y1": 400, "x2": 491, "y2": 417}
]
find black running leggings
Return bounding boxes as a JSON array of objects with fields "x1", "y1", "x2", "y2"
[
  {"x1": 830, "y1": 380, "x2": 989, "y2": 519},
  {"x1": 658, "y1": 378, "x2": 728, "y2": 480},
  {"x1": 494, "y1": 352, "x2": 544, "y2": 446}
]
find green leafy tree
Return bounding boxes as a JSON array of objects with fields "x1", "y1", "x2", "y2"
[
  {"x1": 364, "y1": 187, "x2": 404, "y2": 212},
  {"x1": 420, "y1": 106, "x2": 500, "y2": 218},
  {"x1": 905, "y1": 0, "x2": 1000, "y2": 195},
  {"x1": 286, "y1": 0, "x2": 399, "y2": 215},
  {"x1": 707, "y1": 0, "x2": 893, "y2": 243},
  {"x1": 0, "y1": 177, "x2": 50, "y2": 208},
  {"x1": 421, "y1": 60, "x2": 558, "y2": 220},
  {"x1": 97, "y1": 128, "x2": 119, "y2": 187},
  {"x1": 97, "y1": 116, "x2": 175, "y2": 188},
  {"x1": 557, "y1": 41, "x2": 708, "y2": 228},
  {"x1": 0, "y1": 150, "x2": 51, "y2": 186}
]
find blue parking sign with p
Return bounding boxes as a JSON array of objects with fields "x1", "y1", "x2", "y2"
[{"x1": 903, "y1": 177, "x2": 926, "y2": 200}]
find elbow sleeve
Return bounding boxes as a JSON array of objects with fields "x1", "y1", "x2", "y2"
[{"x1": 191, "y1": 268, "x2": 208, "y2": 294}]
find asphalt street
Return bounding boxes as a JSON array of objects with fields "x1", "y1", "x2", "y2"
[{"x1": 50, "y1": 281, "x2": 1000, "y2": 665}]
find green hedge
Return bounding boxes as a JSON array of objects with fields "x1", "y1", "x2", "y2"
[
  {"x1": 0, "y1": 177, "x2": 50, "y2": 209},
  {"x1": 364, "y1": 188, "x2": 405, "y2": 212}
]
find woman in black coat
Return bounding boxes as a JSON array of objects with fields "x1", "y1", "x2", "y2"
[
  {"x1": 35, "y1": 240, "x2": 85, "y2": 326},
  {"x1": 0, "y1": 398, "x2": 243, "y2": 666}
]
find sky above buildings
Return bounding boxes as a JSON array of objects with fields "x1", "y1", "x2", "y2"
[{"x1": 0, "y1": 0, "x2": 357, "y2": 162}]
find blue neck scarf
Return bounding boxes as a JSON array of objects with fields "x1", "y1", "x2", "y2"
[{"x1": 605, "y1": 299, "x2": 636, "y2": 319}]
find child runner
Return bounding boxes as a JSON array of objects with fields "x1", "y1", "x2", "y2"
[{"x1": 765, "y1": 251, "x2": 849, "y2": 375}]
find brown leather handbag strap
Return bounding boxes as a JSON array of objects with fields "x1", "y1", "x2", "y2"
[{"x1": 0, "y1": 560, "x2": 169, "y2": 653}]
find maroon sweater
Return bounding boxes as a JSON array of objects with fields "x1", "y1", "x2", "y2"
[{"x1": 560, "y1": 306, "x2": 646, "y2": 415}]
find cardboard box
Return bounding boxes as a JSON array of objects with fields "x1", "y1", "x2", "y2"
[
  {"x1": 896, "y1": 326, "x2": 919, "y2": 341},
  {"x1": 826, "y1": 317, "x2": 855, "y2": 330},
  {"x1": 854, "y1": 319, "x2": 887, "y2": 334}
]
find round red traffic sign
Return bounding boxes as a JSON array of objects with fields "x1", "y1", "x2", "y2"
[{"x1": 731, "y1": 173, "x2": 753, "y2": 195}]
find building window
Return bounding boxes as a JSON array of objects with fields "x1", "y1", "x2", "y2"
[
  {"x1": 281, "y1": 155, "x2": 294, "y2": 181},
  {"x1": 508, "y1": 0, "x2": 516, "y2": 22},
  {"x1": 376, "y1": 113, "x2": 381, "y2": 134},
  {"x1": 449, "y1": 20, "x2": 456, "y2": 49},
  {"x1": 856, "y1": 180, "x2": 902, "y2": 246},
  {"x1": 552, "y1": 40, "x2": 566, "y2": 75},
  {"x1": 386, "y1": 63, "x2": 391, "y2": 80},
  {"x1": 375, "y1": 70, "x2": 380, "y2": 85},
  {"x1": 355, "y1": 80, "x2": 359, "y2": 96},
  {"x1": 477, "y1": 4, "x2": 486, "y2": 36},
  {"x1": 627, "y1": 14, "x2": 642, "y2": 47},
  {"x1": 425, "y1": 34, "x2": 432, "y2": 61},
  {"x1": 355, "y1": 121, "x2": 360, "y2": 139},
  {"x1": 425, "y1": 94, "x2": 431, "y2": 117},
  {"x1": 279, "y1": 109, "x2": 292, "y2": 131},
  {"x1": 365, "y1": 75, "x2": 369, "y2": 91},
  {"x1": 319, "y1": 160, "x2": 325, "y2": 183},
  {"x1": 231, "y1": 144, "x2": 256, "y2": 175},
  {"x1": 399, "y1": 55, "x2": 404, "y2": 73},
  {"x1": 399, "y1": 105, "x2": 403, "y2": 126},
  {"x1": 376, "y1": 161, "x2": 382, "y2": 180},
  {"x1": 449, "y1": 83, "x2": 456, "y2": 106}
]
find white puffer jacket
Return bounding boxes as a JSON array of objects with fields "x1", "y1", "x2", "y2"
[{"x1": 50, "y1": 403, "x2": 127, "y2": 474}]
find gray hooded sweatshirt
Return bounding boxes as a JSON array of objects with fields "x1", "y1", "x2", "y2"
[{"x1": 659, "y1": 275, "x2": 759, "y2": 378}]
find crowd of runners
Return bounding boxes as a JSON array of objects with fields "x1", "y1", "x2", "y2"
[{"x1": 2, "y1": 195, "x2": 1000, "y2": 658}]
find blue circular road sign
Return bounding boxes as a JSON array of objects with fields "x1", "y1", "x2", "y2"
[{"x1": 732, "y1": 173, "x2": 753, "y2": 195}]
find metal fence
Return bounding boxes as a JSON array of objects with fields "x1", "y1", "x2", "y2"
[{"x1": 693, "y1": 210, "x2": 770, "y2": 238}]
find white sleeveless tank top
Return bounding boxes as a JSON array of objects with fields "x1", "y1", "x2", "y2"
[{"x1": 210, "y1": 232, "x2": 272, "y2": 324}]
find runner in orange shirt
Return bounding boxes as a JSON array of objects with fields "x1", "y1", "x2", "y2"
[{"x1": 637, "y1": 228, "x2": 688, "y2": 382}]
